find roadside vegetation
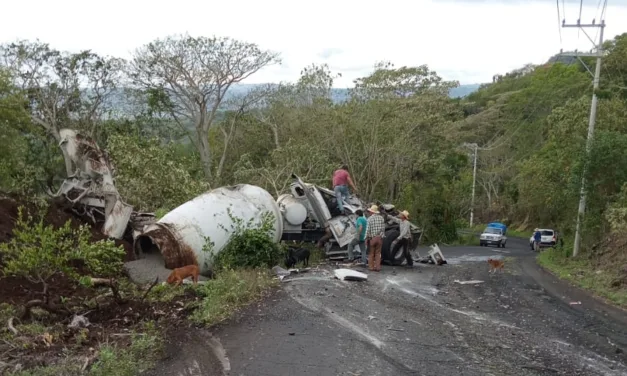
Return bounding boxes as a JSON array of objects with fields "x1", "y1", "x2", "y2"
[
  {"x1": 1, "y1": 32, "x2": 626, "y2": 373},
  {"x1": 0, "y1": 202, "x2": 280, "y2": 374},
  {"x1": 537, "y1": 188, "x2": 627, "y2": 308}
]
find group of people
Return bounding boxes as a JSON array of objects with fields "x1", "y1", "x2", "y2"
[{"x1": 332, "y1": 165, "x2": 414, "y2": 272}]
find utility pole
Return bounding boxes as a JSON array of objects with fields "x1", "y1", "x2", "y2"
[
  {"x1": 463, "y1": 143, "x2": 479, "y2": 228},
  {"x1": 559, "y1": 18, "x2": 606, "y2": 257}
]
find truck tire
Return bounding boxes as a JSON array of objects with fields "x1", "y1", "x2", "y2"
[{"x1": 382, "y1": 229, "x2": 403, "y2": 265}]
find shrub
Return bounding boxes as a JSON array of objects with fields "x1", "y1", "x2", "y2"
[
  {"x1": 211, "y1": 210, "x2": 283, "y2": 270},
  {"x1": 0, "y1": 206, "x2": 125, "y2": 294}
]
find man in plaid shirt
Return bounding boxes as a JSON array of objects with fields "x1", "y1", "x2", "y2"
[{"x1": 366, "y1": 205, "x2": 385, "y2": 272}]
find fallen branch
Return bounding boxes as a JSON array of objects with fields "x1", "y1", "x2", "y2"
[
  {"x1": 89, "y1": 277, "x2": 126, "y2": 304},
  {"x1": 81, "y1": 351, "x2": 99, "y2": 373},
  {"x1": 21, "y1": 299, "x2": 69, "y2": 319},
  {"x1": 89, "y1": 278, "x2": 115, "y2": 287},
  {"x1": 141, "y1": 277, "x2": 159, "y2": 303},
  {"x1": 6, "y1": 318, "x2": 18, "y2": 335}
]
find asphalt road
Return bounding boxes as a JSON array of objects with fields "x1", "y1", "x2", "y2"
[{"x1": 150, "y1": 239, "x2": 627, "y2": 376}]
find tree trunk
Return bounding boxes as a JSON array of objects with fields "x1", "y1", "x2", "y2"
[
  {"x1": 217, "y1": 117, "x2": 237, "y2": 180},
  {"x1": 197, "y1": 130, "x2": 213, "y2": 181},
  {"x1": 270, "y1": 124, "x2": 280, "y2": 149}
]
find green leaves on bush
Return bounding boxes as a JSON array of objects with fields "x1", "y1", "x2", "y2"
[
  {"x1": 211, "y1": 210, "x2": 283, "y2": 270},
  {"x1": 0, "y1": 206, "x2": 125, "y2": 284}
]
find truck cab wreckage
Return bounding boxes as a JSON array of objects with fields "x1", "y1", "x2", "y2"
[{"x1": 53, "y1": 129, "x2": 442, "y2": 276}]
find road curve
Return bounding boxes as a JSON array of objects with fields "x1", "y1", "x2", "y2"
[{"x1": 149, "y1": 239, "x2": 627, "y2": 376}]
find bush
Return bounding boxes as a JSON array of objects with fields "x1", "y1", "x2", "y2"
[
  {"x1": 211, "y1": 211, "x2": 283, "y2": 270},
  {"x1": 0, "y1": 206, "x2": 125, "y2": 286}
]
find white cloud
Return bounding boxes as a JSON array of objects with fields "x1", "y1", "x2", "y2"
[{"x1": 1, "y1": 0, "x2": 626, "y2": 87}]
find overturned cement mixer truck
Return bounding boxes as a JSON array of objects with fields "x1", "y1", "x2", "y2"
[
  {"x1": 134, "y1": 174, "x2": 422, "y2": 275},
  {"x1": 52, "y1": 129, "x2": 422, "y2": 276}
]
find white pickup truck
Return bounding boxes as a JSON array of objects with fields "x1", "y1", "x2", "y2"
[{"x1": 479, "y1": 223, "x2": 507, "y2": 248}]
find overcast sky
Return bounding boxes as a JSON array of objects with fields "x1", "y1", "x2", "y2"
[{"x1": 2, "y1": 0, "x2": 626, "y2": 87}]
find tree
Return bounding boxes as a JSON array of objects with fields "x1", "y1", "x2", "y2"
[
  {"x1": 127, "y1": 34, "x2": 280, "y2": 181},
  {"x1": 106, "y1": 133, "x2": 208, "y2": 211},
  {"x1": 216, "y1": 86, "x2": 270, "y2": 181},
  {"x1": 0, "y1": 40, "x2": 125, "y2": 177},
  {"x1": 351, "y1": 61, "x2": 459, "y2": 100}
]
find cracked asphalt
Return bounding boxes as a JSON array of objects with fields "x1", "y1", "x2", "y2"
[{"x1": 150, "y1": 239, "x2": 627, "y2": 376}]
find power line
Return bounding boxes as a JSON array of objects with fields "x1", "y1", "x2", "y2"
[
  {"x1": 594, "y1": 0, "x2": 608, "y2": 42},
  {"x1": 579, "y1": 0, "x2": 584, "y2": 22},
  {"x1": 557, "y1": 0, "x2": 564, "y2": 44},
  {"x1": 578, "y1": 0, "x2": 584, "y2": 40}
]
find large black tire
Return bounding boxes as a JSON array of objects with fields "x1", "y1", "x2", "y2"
[{"x1": 382, "y1": 229, "x2": 403, "y2": 265}]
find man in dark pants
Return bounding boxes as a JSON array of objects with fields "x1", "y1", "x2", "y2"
[{"x1": 391, "y1": 210, "x2": 413, "y2": 266}]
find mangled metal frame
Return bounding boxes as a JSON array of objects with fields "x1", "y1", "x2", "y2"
[
  {"x1": 52, "y1": 129, "x2": 155, "y2": 239},
  {"x1": 287, "y1": 174, "x2": 424, "y2": 259}
]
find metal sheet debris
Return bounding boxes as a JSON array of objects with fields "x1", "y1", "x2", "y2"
[
  {"x1": 428, "y1": 244, "x2": 447, "y2": 265},
  {"x1": 454, "y1": 280, "x2": 485, "y2": 285},
  {"x1": 334, "y1": 269, "x2": 368, "y2": 281},
  {"x1": 54, "y1": 129, "x2": 146, "y2": 239}
]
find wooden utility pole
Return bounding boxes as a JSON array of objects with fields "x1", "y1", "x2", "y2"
[{"x1": 463, "y1": 143, "x2": 479, "y2": 228}]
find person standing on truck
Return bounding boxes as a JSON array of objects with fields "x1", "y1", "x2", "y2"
[
  {"x1": 332, "y1": 165, "x2": 358, "y2": 214},
  {"x1": 347, "y1": 209, "x2": 368, "y2": 264},
  {"x1": 391, "y1": 210, "x2": 413, "y2": 267},
  {"x1": 366, "y1": 205, "x2": 385, "y2": 272},
  {"x1": 533, "y1": 228, "x2": 542, "y2": 251}
]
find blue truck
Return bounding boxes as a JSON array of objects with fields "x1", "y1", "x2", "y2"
[{"x1": 479, "y1": 222, "x2": 508, "y2": 248}]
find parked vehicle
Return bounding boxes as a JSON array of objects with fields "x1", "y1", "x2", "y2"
[
  {"x1": 529, "y1": 229, "x2": 559, "y2": 250},
  {"x1": 479, "y1": 222, "x2": 508, "y2": 248}
]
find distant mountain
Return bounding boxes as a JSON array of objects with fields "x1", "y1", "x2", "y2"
[
  {"x1": 223, "y1": 83, "x2": 481, "y2": 102},
  {"x1": 449, "y1": 84, "x2": 482, "y2": 98},
  {"x1": 103, "y1": 83, "x2": 481, "y2": 117}
]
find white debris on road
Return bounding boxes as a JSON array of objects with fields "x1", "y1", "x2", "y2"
[
  {"x1": 454, "y1": 280, "x2": 485, "y2": 285},
  {"x1": 334, "y1": 269, "x2": 368, "y2": 281}
]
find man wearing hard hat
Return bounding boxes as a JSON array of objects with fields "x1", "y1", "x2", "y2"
[{"x1": 391, "y1": 210, "x2": 413, "y2": 267}]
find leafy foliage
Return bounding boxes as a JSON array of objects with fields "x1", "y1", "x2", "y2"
[
  {"x1": 212, "y1": 211, "x2": 283, "y2": 270},
  {"x1": 106, "y1": 133, "x2": 209, "y2": 211},
  {"x1": 0, "y1": 207, "x2": 125, "y2": 283}
]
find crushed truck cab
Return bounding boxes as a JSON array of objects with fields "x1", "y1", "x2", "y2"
[{"x1": 279, "y1": 174, "x2": 423, "y2": 264}]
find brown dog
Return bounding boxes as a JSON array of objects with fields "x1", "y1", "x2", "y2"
[
  {"x1": 487, "y1": 258, "x2": 504, "y2": 273},
  {"x1": 166, "y1": 265, "x2": 199, "y2": 286}
]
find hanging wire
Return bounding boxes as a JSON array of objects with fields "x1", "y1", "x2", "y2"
[
  {"x1": 556, "y1": 0, "x2": 563, "y2": 44},
  {"x1": 594, "y1": 0, "x2": 608, "y2": 42},
  {"x1": 578, "y1": 0, "x2": 584, "y2": 39}
]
